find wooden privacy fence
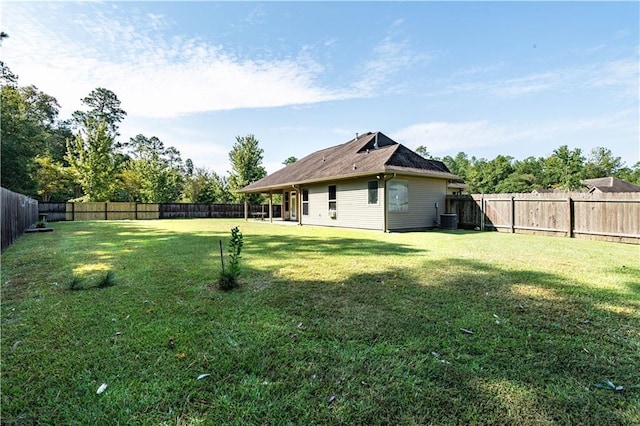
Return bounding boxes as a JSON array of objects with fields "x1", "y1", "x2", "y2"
[
  {"x1": 447, "y1": 193, "x2": 640, "y2": 244},
  {"x1": 38, "y1": 202, "x2": 282, "y2": 221},
  {"x1": 1, "y1": 187, "x2": 38, "y2": 252}
]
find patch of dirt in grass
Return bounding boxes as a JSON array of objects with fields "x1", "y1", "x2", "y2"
[{"x1": 1, "y1": 276, "x2": 35, "y2": 303}]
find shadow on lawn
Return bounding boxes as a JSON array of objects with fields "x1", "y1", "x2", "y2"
[
  {"x1": 53, "y1": 220, "x2": 424, "y2": 281},
  {"x1": 3, "y1": 221, "x2": 638, "y2": 424},
  {"x1": 250, "y1": 258, "x2": 639, "y2": 424}
]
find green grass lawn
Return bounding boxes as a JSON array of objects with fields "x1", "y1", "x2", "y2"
[{"x1": 2, "y1": 219, "x2": 639, "y2": 425}]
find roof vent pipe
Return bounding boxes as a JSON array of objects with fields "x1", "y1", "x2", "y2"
[
  {"x1": 355, "y1": 132, "x2": 359, "y2": 140},
  {"x1": 373, "y1": 133, "x2": 379, "y2": 149}
]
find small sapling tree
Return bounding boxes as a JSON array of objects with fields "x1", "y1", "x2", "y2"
[{"x1": 218, "y1": 227, "x2": 243, "y2": 291}]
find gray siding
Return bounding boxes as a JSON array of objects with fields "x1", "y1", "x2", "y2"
[
  {"x1": 387, "y1": 177, "x2": 447, "y2": 231},
  {"x1": 302, "y1": 178, "x2": 384, "y2": 230}
]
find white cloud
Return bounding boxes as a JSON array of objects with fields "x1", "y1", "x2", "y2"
[
  {"x1": 3, "y1": 4, "x2": 354, "y2": 120},
  {"x1": 392, "y1": 121, "x2": 510, "y2": 153},
  {"x1": 440, "y1": 58, "x2": 638, "y2": 99},
  {"x1": 392, "y1": 109, "x2": 638, "y2": 157},
  {"x1": 4, "y1": 3, "x2": 426, "y2": 121},
  {"x1": 351, "y1": 21, "x2": 430, "y2": 96}
]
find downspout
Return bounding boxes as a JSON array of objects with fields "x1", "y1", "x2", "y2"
[{"x1": 382, "y1": 172, "x2": 396, "y2": 232}]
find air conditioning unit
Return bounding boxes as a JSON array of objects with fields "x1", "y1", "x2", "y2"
[
  {"x1": 329, "y1": 209, "x2": 337, "y2": 219},
  {"x1": 440, "y1": 214, "x2": 458, "y2": 230}
]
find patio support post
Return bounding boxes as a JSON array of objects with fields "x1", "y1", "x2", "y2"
[
  {"x1": 244, "y1": 195, "x2": 248, "y2": 221},
  {"x1": 268, "y1": 192, "x2": 273, "y2": 222}
]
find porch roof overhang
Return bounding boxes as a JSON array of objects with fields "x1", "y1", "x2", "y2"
[{"x1": 447, "y1": 182, "x2": 470, "y2": 190}]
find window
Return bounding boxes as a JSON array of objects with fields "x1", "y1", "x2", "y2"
[
  {"x1": 388, "y1": 180, "x2": 408, "y2": 212},
  {"x1": 328, "y1": 185, "x2": 337, "y2": 211},
  {"x1": 368, "y1": 180, "x2": 378, "y2": 204},
  {"x1": 302, "y1": 189, "x2": 309, "y2": 215}
]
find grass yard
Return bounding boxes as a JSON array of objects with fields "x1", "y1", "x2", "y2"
[{"x1": 1, "y1": 219, "x2": 639, "y2": 425}]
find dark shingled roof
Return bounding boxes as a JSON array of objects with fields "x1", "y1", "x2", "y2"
[
  {"x1": 240, "y1": 132, "x2": 459, "y2": 193},
  {"x1": 582, "y1": 177, "x2": 640, "y2": 193}
]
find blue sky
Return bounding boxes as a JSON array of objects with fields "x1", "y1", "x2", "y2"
[{"x1": 3, "y1": 1, "x2": 638, "y2": 175}]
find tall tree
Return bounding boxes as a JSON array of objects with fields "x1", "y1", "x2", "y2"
[
  {"x1": 1, "y1": 60, "x2": 18, "y2": 86},
  {"x1": 469, "y1": 155, "x2": 515, "y2": 193},
  {"x1": 497, "y1": 156, "x2": 547, "y2": 192},
  {"x1": 71, "y1": 88, "x2": 126, "y2": 136},
  {"x1": 65, "y1": 119, "x2": 118, "y2": 201},
  {"x1": 616, "y1": 162, "x2": 640, "y2": 185},
  {"x1": 583, "y1": 147, "x2": 624, "y2": 179},
  {"x1": 116, "y1": 168, "x2": 143, "y2": 202},
  {"x1": 182, "y1": 168, "x2": 231, "y2": 203},
  {"x1": 1, "y1": 78, "x2": 63, "y2": 195},
  {"x1": 228, "y1": 134, "x2": 267, "y2": 203},
  {"x1": 31, "y1": 156, "x2": 73, "y2": 201},
  {"x1": 282, "y1": 156, "x2": 298, "y2": 166},
  {"x1": 544, "y1": 145, "x2": 585, "y2": 190},
  {"x1": 415, "y1": 145, "x2": 432, "y2": 159},
  {"x1": 442, "y1": 152, "x2": 471, "y2": 181},
  {"x1": 121, "y1": 134, "x2": 183, "y2": 202},
  {"x1": 184, "y1": 159, "x2": 194, "y2": 177}
]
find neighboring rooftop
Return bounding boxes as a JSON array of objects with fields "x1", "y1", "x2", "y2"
[
  {"x1": 240, "y1": 132, "x2": 459, "y2": 193},
  {"x1": 582, "y1": 177, "x2": 640, "y2": 193}
]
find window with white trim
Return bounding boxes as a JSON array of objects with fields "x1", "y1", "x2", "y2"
[
  {"x1": 328, "y1": 185, "x2": 337, "y2": 211},
  {"x1": 388, "y1": 180, "x2": 408, "y2": 212},
  {"x1": 302, "y1": 189, "x2": 309, "y2": 215},
  {"x1": 368, "y1": 180, "x2": 378, "y2": 204}
]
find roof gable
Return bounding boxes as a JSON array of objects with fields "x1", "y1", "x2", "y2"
[{"x1": 241, "y1": 132, "x2": 459, "y2": 192}]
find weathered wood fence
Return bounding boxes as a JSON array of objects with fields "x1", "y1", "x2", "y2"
[
  {"x1": 447, "y1": 193, "x2": 640, "y2": 244},
  {"x1": 1, "y1": 187, "x2": 39, "y2": 252},
  {"x1": 38, "y1": 202, "x2": 282, "y2": 221}
]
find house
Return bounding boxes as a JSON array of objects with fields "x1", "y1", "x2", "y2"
[
  {"x1": 581, "y1": 177, "x2": 640, "y2": 194},
  {"x1": 239, "y1": 131, "x2": 462, "y2": 231}
]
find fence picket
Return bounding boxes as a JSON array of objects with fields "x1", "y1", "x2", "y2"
[
  {"x1": 447, "y1": 193, "x2": 639, "y2": 244},
  {"x1": 1, "y1": 188, "x2": 39, "y2": 252},
  {"x1": 38, "y1": 202, "x2": 282, "y2": 221}
]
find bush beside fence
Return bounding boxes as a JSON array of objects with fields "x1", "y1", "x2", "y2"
[
  {"x1": 1, "y1": 187, "x2": 38, "y2": 252},
  {"x1": 447, "y1": 193, "x2": 640, "y2": 244}
]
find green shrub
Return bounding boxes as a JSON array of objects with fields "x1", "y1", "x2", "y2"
[
  {"x1": 217, "y1": 227, "x2": 243, "y2": 291},
  {"x1": 67, "y1": 274, "x2": 85, "y2": 291},
  {"x1": 96, "y1": 270, "x2": 117, "y2": 288}
]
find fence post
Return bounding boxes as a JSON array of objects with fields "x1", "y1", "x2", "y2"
[
  {"x1": 567, "y1": 197, "x2": 574, "y2": 238},
  {"x1": 510, "y1": 196, "x2": 515, "y2": 233},
  {"x1": 480, "y1": 195, "x2": 485, "y2": 231}
]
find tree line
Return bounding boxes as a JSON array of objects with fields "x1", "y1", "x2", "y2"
[
  {"x1": 2, "y1": 57, "x2": 637, "y2": 202},
  {"x1": 420, "y1": 142, "x2": 639, "y2": 194},
  {"x1": 1, "y1": 61, "x2": 266, "y2": 204}
]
